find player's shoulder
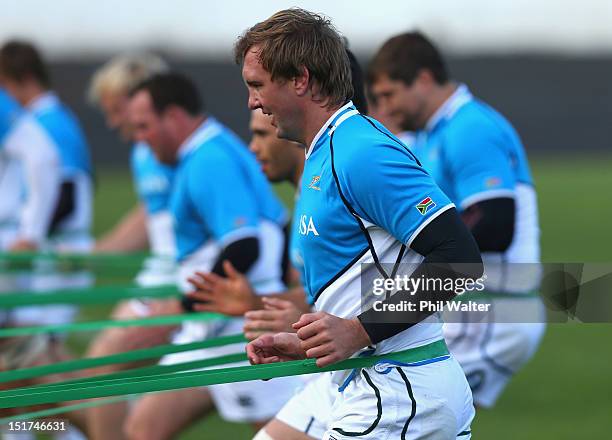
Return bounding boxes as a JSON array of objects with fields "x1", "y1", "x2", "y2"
[
  {"x1": 333, "y1": 114, "x2": 418, "y2": 170},
  {"x1": 446, "y1": 98, "x2": 516, "y2": 140},
  {"x1": 0, "y1": 93, "x2": 22, "y2": 144}
]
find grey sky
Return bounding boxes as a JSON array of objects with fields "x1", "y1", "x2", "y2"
[{"x1": 1, "y1": 0, "x2": 611, "y2": 58}]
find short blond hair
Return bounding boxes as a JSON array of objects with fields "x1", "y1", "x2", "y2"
[{"x1": 88, "y1": 53, "x2": 168, "y2": 105}]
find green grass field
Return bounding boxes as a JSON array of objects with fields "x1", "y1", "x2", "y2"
[{"x1": 82, "y1": 154, "x2": 612, "y2": 439}]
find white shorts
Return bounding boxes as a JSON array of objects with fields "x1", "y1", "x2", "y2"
[
  {"x1": 134, "y1": 256, "x2": 177, "y2": 288},
  {"x1": 276, "y1": 373, "x2": 335, "y2": 439},
  {"x1": 160, "y1": 318, "x2": 303, "y2": 423},
  {"x1": 278, "y1": 351, "x2": 474, "y2": 440},
  {"x1": 443, "y1": 297, "x2": 546, "y2": 408}
]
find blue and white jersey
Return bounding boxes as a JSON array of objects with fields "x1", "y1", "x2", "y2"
[
  {"x1": 29, "y1": 92, "x2": 92, "y2": 178},
  {"x1": 0, "y1": 89, "x2": 63, "y2": 247},
  {"x1": 171, "y1": 117, "x2": 287, "y2": 294},
  {"x1": 0, "y1": 88, "x2": 21, "y2": 144},
  {"x1": 411, "y1": 85, "x2": 540, "y2": 291},
  {"x1": 0, "y1": 89, "x2": 23, "y2": 245},
  {"x1": 130, "y1": 142, "x2": 176, "y2": 257},
  {"x1": 26, "y1": 92, "x2": 93, "y2": 250},
  {"x1": 297, "y1": 101, "x2": 454, "y2": 354}
]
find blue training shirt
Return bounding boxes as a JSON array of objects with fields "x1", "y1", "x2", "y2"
[
  {"x1": 171, "y1": 116, "x2": 287, "y2": 263},
  {"x1": 0, "y1": 88, "x2": 21, "y2": 145},
  {"x1": 29, "y1": 92, "x2": 92, "y2": 177},
  {"x1": 131, "y1": 142, "x2": 175, "y2": 215},
  {"x1": 411, "y1": 85, "x2": 533, "y2": 211},
  {"x1": 297, "y1": 101, "x2": 453, "y2": 352},
  {"x1": 411, "y1": 85, "x2": 540, "y2": 292}
]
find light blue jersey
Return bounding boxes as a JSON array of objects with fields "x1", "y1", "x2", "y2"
[
  {"x1": 130, "y1": 142, "x2": 176, "y2": 258},
  {"x1": 411, "y1": 85, "x2": 540, "y2": 269},
  {"x1": 0, "y1": 89, "x2": 63, "y2": 246},
  {"x1": 26, "y1": 92, "x2": 93, "y2": 249},
  {"x1": 0, "y1": 88, "x2": 23, "y2": 244},
  {"x1": 412, "y1": 85, "x2": 533, "y2": 211},
  {"x1": 0, "y1": 88, "x2": 21, "y2": 145},
  {"x1": 170, "y1": 117, "x2": 287, "y2": 294},
  {"x1": 131, "y1": 142, "x2": 175, "y2": 215},
  {"x1": 29, "y1": 92, "x2": 92, "y2": 178},
  {"x1": 297, "y1": 101, "x2": 454, "y2": 352},
  {"x1": 289, "y1": 194, "x2": 304, "y2": 279}
]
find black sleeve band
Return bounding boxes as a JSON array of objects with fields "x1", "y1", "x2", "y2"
[
  {"x1": 48, "y1": 181, "x2": 75, "y2": 235},
  {"x1": 181, "y1": 236, "x2": 260, "y2": 312},
  {"x1": 462, "y1": 197, "x2": 515, "y2": 252},
  {"x1": 357, "y1": 208, "x2": 483, "y2": 344}
]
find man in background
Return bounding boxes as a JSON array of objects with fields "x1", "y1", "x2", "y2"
[
  {"x1": 368, "y1": 31, "x2": 546, "y2": 409},
  {"x1": 123, "y1": 72, "x2": 302, "y2": 440},
  {"x1": 85, "y1": 53, "x2": 181, "y2": 440}
]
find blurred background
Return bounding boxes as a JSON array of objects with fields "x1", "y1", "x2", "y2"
[{"x1": 2, "y1": 0, "x2": 611, "y2": 438}]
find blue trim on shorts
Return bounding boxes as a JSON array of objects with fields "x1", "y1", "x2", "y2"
[{"x1": 373, "y1": 354, "x2": 451, "y2": 375}]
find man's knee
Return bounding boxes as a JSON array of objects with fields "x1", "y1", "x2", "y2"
[{"x1": 124, "y1": 410, "x2": 161, "y2": 440}]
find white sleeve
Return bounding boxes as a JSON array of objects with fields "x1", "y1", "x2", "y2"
[{"x1": 3, "y1": 115, "x2": 61, "y2": 243}]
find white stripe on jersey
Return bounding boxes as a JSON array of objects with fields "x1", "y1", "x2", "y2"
[
  {"x1": 313, "y1": 223, "x2": 444, "y2": 355},
  {"x1": 3, "y1": 115, "x2": 61, "y2": 243}
]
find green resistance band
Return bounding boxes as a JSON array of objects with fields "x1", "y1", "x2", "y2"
[
  {"x1": 0, "y1": 333, "x2": 245, "y2": 383},
  {"x1": 0, "y1": 312, "x2": 227, "y2": 338},
  {"x1": 0, "y1": 252, "x2": 151, "y2": 266},
  {"x1": 11, "y1": 352, "x2": 249, "y2": 394},
  {"x1": 0, "y1": 353, "x2": 247, "y2": 423},
  {"x1": 0, "y1": 284, "x2": 180, "y2": 308},
  {"x1": 0, "y1": 339, "x2": 448, "y2": 408},
  {"x1": 0, "y1": 395, "x2": 137, "y2": 424}
]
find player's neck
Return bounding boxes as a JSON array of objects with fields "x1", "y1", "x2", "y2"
[
  {"x1": 302, "y1": 103, "x2": 342, "y2": 149},
  {"x1": 174, "y1": 114, "x2": 207, "y2": 156},
  {"x1": 424, "y1": 82, "x2": 458, "y2": 124},
  {"x1": 21, "y1": 84, "x2": 48, "y2": 108}
]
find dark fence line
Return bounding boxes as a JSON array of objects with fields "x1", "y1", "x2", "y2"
[{"x1": 49, "y1": 55, "x2": 612, "y2": 166}]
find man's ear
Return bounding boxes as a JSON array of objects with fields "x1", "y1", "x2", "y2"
[
  {"x1": 293, "y1": 66, "x2": 310, "y2": 96},
  {"x1": 415, "y1": 68, "x2": 435, "y2": 88},
  {"x1": 163, "y1": 104, "x2": 184, "y2": 121}
]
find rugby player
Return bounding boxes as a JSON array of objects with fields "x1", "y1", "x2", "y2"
[
  {"x1": 236, "y1": 9, "x2": 483, "y2": 439},
  {"x1": 0, "y1": 87, "x2": 61, "y2": 252},
  {"x1": 0, "y1": 41, "x2": 93, "y2": 439},
  {"x1": 122, "y1": 72, "x2": 302, "y2": 440},
  {"x1": 368, "y1": 31, "x2": 546, "y2": 408},
  {"x1": 184, "y1": 48, "x2": 370, "y2": 439},
  {"x1": 0, "y1": 41, "x2": 92, "y2": 255},
  {"x1": 185, "y1": 47, "x2": 367, "y2": 325},
  {"x1": 85, "y1": 53, "x2": 180, "y2": 440}
]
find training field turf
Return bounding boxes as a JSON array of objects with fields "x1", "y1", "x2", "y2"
[{"x1": 79, "y1": 154, "x2": 612, "y2": 439}]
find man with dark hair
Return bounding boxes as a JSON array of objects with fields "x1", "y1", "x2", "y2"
[
  {"x1": 236, "y1": 9, "x2": 482, "y2": 440},
  {"x1": 0, "y1": 38, "x2": 93, "y2": 318},
  {"x1": 369, "y1": 31, "x2": 545, "y2": 409},
  {"x1": 122, "y1": 72, "x2": 302, "y2": 440},
  {"x1": 0, "y1": 40, "x2": 92, "y2": 253}
]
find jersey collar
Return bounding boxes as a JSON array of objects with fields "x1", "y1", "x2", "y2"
[
  {"x1": 305, "y1": 101, "x2": 358, "y2": 160},
  {"x1": 27, "y1": 91, "x2": 59, "y2": 113},
  {"x1": 425, "y1": 84, "x2": 472, "y2": 132},
  {"x1": 177, "y1": 116, "x2": 222, "y2": 162}
]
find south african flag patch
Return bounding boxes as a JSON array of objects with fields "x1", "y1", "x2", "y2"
[{"x1": 416, "y1": 197, "x2": 436, "y2": 215}]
